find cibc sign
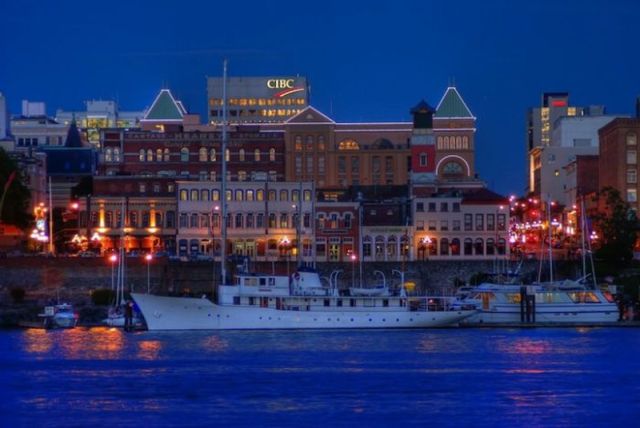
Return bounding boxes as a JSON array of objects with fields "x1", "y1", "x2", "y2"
[{"x1": 266, "y1": 78, "x2": 295, "y2": 89}]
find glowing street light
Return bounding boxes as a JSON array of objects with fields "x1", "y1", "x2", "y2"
[
  {"x1": 145, "y1": 253, "x2": 153, "y2": 293},
  {"x1": 109, "y1": 253, "x2": 118, "y2": 292},
  {"x1": 350, "y1": 253, "x2": 357, "y2": 286}
]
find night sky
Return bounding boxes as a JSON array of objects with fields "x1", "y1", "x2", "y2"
[{"x1": 1, "y1": 0, "x2": 638, "y2": 196}]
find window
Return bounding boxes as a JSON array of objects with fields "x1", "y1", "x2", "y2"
[
  {"x1": 416, "y1": 220, "x2": 424, "y2": 231},
  {"x1": 190, "y1": 213, "x2": 199, "y2": 228},
  {"x1": 139, "y1": 149, "x2": 145, "y2": 162},
  {"x1": 497, "y1": 214, "x2": 506, "y2": 231},
  {"x1": 453, "y1": 220, "x2": 461, "y2": 231},
  {"x1": 440, "y1": 202, "x2": 448, "y2": 212},
  {"x1": 180, "y1": 147, "x2": 189, "y2": 162},
  {"x1": 487, "y1": 214, "x2": 495, "y2": 231},
  {"x1": 338, "y1": 156, "x2": 346, "y2": 174},
  {"x1": 269, "y1": 148, "x2": 276, "y2": 162},
  {"x1": 164, "y1": 148, "x2": 170, "y2": 162},
  {"x1": 280, "y1": 213, "x2": 288, "y2": 228},
  {"x1": 199, "y1": 147, "x2": 207, "y2": 162},
  {"x1": 212, "y1": 189, "x2": 220, "y2": 201},
  {"x1": 105, "y1": 148, "x2": 113, "y2": 162},
  {"x1": 627, "y1": 189, "x2": 637, "y2": 203},
  {"x1": 235, "y1": 189, "x2": 243, "y2": 201},
  {"x1": 294, "y1": 136, "x2": 302, "y2": 151},
  {"x1": 318, "y1": 136, "x2": 325, "y2": 151},
  {"x1": 416, "y1": 202, "x2": 424, "y2": 212},
  {"x1": 257, "y1": 213, "x2": 264, "y2": 228},
  {"x1": 628, "y1": 169, "x2": 637, "y2": 184},
  {"x1": 210, "y1": 148, "x2": 216, "y2": 162},
  {"x1": 201, "y1": 189, "x2": 210, "y2": 201},
  {"x1": 627, "y1": 133, "x2": 637, "y2": 146},
  {"x1": 464, "y1": 238, "x2": 473, "y2": 255},
  {"x1": 238, "y1": 171, "x2": 247, "y2": 181},
  {"x1": 419, "y1": 152, "x2": 427, "y2": 166},
  {"x1": 305, "y1": 135, "x2": 313, "y2": 151},
  {"x1": 239, "y1": 149, "x2": 245, "y2": 162},
  {"x1": 338, "y1": 139, "x2": 359, "y2": 150},
  {"x1": 254, "y1": 148, "x2": 261, "y2": 161},
  {"x1": 246, "y1": 190, "x2": 254, "y2": 201},
  {"x1": 627, "y1": 150, "x2": 637, "y2": 165},
  {"x1": 114, "y1": 148, "x2": 121, "y2": 162},
  {"x1": 139, "y1": 183, "x2": 146, "y2": 193},
  {"x1": 190, "y1": 189, "x2": 199, "y2": 201},
  {"x1": 453, "y1": 202, "x2": 460, "y2": 212},
  {"x1": 303, "y1": 190, "x2": 311, "y2": 201},
  {"x1": 318, "y1": 156, "x2": 325, "y2": 174},
  {"x1": 246, "y1": 213, "x2": 254, "y2": 228},
  {"x1": 464, "y1": 214, "x2": 472, "y2": 231},
  {"x1": 166, "y1": 211, "x2": 175, "y2": 228},
  {"x1": 235, "y1": 213, "x2": 243, "y2": 228},
  {"x1": 279, "y1": 190, "x2": 288, "y2": 201},
  {"x1": 180, "y1": 189, "x2": 188, "y2": 201},
  {"x1": 442, "y1": 161, "x2": 464, "y2": 175},
  {"x1": 156, "y1": 148, "x2": 163, "y2": 162},
  {"x1": 225, "y1": 149, "x2": 230, "y2": 162},
  {"x1": 475, "y1": 238, "x2": 484, "y2": 255},
  {"x1": 428, "y1": 220, "x2": 437, "y2": 231},
  {"x1": 440, "y1": 220, "x2": 448, "y2": 231},
  {"x1": 475, "y1": 214, "x2": 484, "y2": 231},
  {"x1": 428, "y1": 203, "x2": 436, "y2": 212},
  {"x1": 256, "y1": 189, "x2": 265, "y2": 201}
]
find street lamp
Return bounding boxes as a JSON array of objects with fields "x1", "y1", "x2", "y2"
[
  {"x1": 109, "y1": 253, "x2": 118, "y2": 292},
  {"x1": 419, "y1": 237, "x2": 431, "y2": 261},
  {"x1": 350, "y1": 253, "x2": 357, "y2": 286},
  {"x1": 145, "y1": 253, "x2": 153, "y2": 293},
  {"x1": 280, "y1": 237, "x2": 290, "y2": 276}
]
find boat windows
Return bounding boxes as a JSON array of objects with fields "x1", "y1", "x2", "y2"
[
  {"x1": 602, "y1": 291, "x2": 616, "y2": 303},
  {"x1": 383, "y1": 299, "x2": 389, "y2": 307},
  {"x1": 233, "y1": 296, "x2": 240, "y2": 305},
  {"x1": 506, "y1": 293, "x2": 521, "y2": 304},
  {"x1": 337, "y1": 299, "x2": 343, "y2": 307},
  {"x1": 568, "y1": 291, "x2": 600, "y2": 303},
  {"x1": 324, "y1": 299, "x2": 330, "y2": 307},
  {"x1": 350, "y1": 299, "x2": 356, "y2": 307}
]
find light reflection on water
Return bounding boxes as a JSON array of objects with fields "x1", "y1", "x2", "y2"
[{"x1": 2, "y1": 327, "x2": 639, "y2": 426}]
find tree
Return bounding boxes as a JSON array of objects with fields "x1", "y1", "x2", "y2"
[
  {"x1": 0, "y1": 148, "x2": 32, "y2": 229},
  {"x1": 591, "y1": 187, "x2": 638, "y2": 266}
]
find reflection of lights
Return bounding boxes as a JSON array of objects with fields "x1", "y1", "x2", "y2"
[
  {"x1": 109, "y1": 254, "x2": 118, "y2": 263},
  {"x1": 147, "y1": 227, "x2": 158, "y2": 234},
  {"x1": 145, "y1": 253, "x2": 153, "y2": 262},
  {"x1": 24, "y1": 328, "x2": 53, "y2": 354},
  {"x1": 137, "y1": 340, "x2": 162, "y2": 360},
  {"x1": 90, "y1": 232, "x2": 102, "y2": 241},
  {"x1": 350, "y1": 254, "x2": 356, "y2": 261}
]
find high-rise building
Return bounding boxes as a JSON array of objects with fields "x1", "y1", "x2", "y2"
[
  {"x1": 525, "y1": 92, "x2": 605, "y2": 194},
  {"x1": 207, "y1": 76, "x2": 309, "y2": 124}
]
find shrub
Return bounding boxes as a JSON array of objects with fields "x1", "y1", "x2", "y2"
[
  {"x1": 91, "y1": 288, "x2": 115, "y2": 306},
  {"x1": 10, "y1": 287, "x2": 26, "y2": 304}
]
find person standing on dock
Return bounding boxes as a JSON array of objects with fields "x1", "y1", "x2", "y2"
[{"x1": 124, "y1": 300, "x2": 133, "y2": 331}]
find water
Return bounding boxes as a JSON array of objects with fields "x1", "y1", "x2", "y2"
[{"x1": 1, "y1": 327, "x2": 639, "y2": 427}]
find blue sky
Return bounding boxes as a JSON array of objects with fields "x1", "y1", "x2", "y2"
[{"x1": 1, "y1": 0, "x2": 638, "y2": 196}]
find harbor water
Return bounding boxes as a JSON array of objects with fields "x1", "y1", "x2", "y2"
[{"x1": 1, "y1": 327, "x2": 639, "y2": 426}]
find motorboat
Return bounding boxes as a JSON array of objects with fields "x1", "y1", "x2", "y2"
[
  {"x1": 38, "y1": 303, "x2": 78, "y2": 329},
  {"x1": 131, "y1": 268, "x2": 476, "y2": 330},
  {"x1": 453, "y1": 281, "x2": 619, "y2": 324}
]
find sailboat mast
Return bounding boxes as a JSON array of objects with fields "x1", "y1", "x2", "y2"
[{"x1": 220, "y1": 59, "x2": 228, "y2": 285}]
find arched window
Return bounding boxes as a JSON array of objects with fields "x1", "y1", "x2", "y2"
[
  {"x1": 254, "y1": 148, "x2": 260, "y2": 161},
  {"x1": 464, "y1": 238, "x2": 473, "y2": 255},
  {"x1": 375, "y1": 236, "x2": 385, "y2": 260},
  {"x1": 190, "y1": 214, "x2": 199, "y2": 228},
  {"x1": 437, "y1": 136, "x2": 443, "y2": 149},
  {"x1": 440, "y1": 238, "x2": 449, "y2": 256},
  {"x1": 225, "y1": 149, "x2": 230, "y2": 162},
  {"x1": 269, "y1": 148, "x2": 276, "y2": 162},
  {"x1": 303, "y1": 190, "x2": 312, "y2": 201},
  {"x1": 239, "y1": 148, "x2": 245, "y2": 162},
  {"x1": 199, "y1": 147, "x2": 207, "y2": 162},
  {"x1": 139, "y1": 149, "x2": 145, "y2": 162},
  {"x1": 225, "y1": 190, "x2": 232, "y2": 201},
  {"x1": 497, "y1": 238, "x2": 506, "y2": 255},
  {"x1": 235, "y1": 189, "x2": 243, "y2": 201},
  {"x1": 280, "y1": 213, "x2": 288, "y2": 228},
  {"x1": 246, "y1": 213, "x2": 254, "y2": 228},
  {"x1": 292, "y1": 190, "x2": 299, "y2": 202},
  {"x1": 294, "y1": 136, "x2": 302, "y2": 151},
  {"x1": 456, "y1": 136, "x2": 462, "y2": 149},
  {"x1": 387, "y1": 235, "x2": 397, "y2": 259},
  {"x1": 180, "y1": 147, "x2": 189, "y2": 162},
  {"x1": 486, "y1": 238, "x2": 495, "y2": 255},
  {"x1": 443, "y1": 136, "x2": 450, "y2": 149},
  {"x1": 627, "y1": 133, "x2": 637, "y2": 146},
  {"x1": 147, "y1": 149, "x2": 153, "y2": 162},
  {"x1": 475, "y1": 238, "x2": 484, "y2": 255},
  {"x1": 212, "y1": 189, "x2": 220, "y2": 201},
  {"x1": 113, "y1": 148, "x2": 121, "y2": 162},
  {"x1": 246, "y1": 189, "x2": 254, "y2": 201},
  {"x1": 419, "y1": 152, "x2": 427, "y2": 166},
  {"x1": 462, "y1": 136, "x2": 469, "y2": 149},
  {"x1": 338, "y1": 139, "x2": 360, "y2": 150},
  {"x1": 451, "y1": 238, "x2": 460, "y2": 256},
  {"x1": 235, "y1": 213, "x2": 243, "y2": 228},
  {"x1": 156, "y1": 148, "x2": 163, "y2": 162},
  {"x1": 190, "y1": 189, "x2": 199, "y2": 201},
  {"x1": 305, "y1": 135, "x2": 314, "y2": 151},
  {"x1": 210, "y1": 148, "x2": 216, "y2": 162},
  {"x1": 442, "y1": 161, "x2": 464, "y2": 176},
  {"x1": 268, "y1": 213, "x2": 276, "y2": 228},
  {"x1": 429, "y1": 238, "x2": 437, "y2": 256},
  {"x1": 201, "y1": 189, "x2": 210, "y2": 201},
  {"x1": 256, "y1": 189, "x2": 265, "y2": 201},
  {"x1": 163, "y1": 148, "x2": 170, "y2": 162},
  {"x1": 179, "y1": 189, "x2": 188, "y2": 201},
  {"x1": 105, "y1": 148, "x2": 113, "y2": 162},
  {"x1": 279, "y1": 189, "x2": 288, "y2": 201}
]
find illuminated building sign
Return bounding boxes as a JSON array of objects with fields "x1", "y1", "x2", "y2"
[{"x1": 207, "y1": 76, "x2": 309, "y2": 123}]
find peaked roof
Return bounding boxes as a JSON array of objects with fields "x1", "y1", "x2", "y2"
[
  {"x1": 285, "y1": 106, "x2": 335, "y2": 124},
  {"x1": 64, "y1": 120, "x2": 83, "y2": 147},
  {"x1": 435, "y1": 86, "x2": 475, "y2": 119},
  {"x1": 143, "y1": 89, "x2": 184, "y2": 121}
]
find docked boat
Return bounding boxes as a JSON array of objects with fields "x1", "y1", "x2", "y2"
[
  {"x1": 38, "y1": 303, "x2": 78, "y2": 329},
  {"x1": 349, "y1": 284, "x2": 391, "y2": 297},
  {"x1": 453, "y1": 281, "x2": 619, "y2": 325},
  {"x1": 131, "y1": 269, "x2": 476, "y2": 330}
]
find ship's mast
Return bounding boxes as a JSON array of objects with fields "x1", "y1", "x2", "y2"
[{"x1": 220, "y1": 59, "x2": 228, "y2": 285}]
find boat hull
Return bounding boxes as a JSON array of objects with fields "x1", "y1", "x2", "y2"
[
  {"x1": 463, "y1": 303, "x2": 619, "y2": 325},
  {"x1": 131, "y1": 293, "x2": 475, "y2": 331}
]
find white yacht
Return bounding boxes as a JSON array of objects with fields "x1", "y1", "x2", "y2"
[
  {"x1": 453, "y1": 281, "x2": 619, "y2": 325},
  {"x1": 131, "y1": 269, "x2": 476, "y2": 330},
  {"x1": 38, "y1": 303, "x2": 78, "y2": 329}
]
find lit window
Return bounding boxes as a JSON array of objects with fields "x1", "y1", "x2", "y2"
[
  {"x1": 180, "y1": 147, "x2": 189, "y2": 162},
  {"x1": 199, "y1": 147, "x2": 207, "y2": 162},
  {"x1": 419, "y1": 152, "x2": 427, "y2": 166},
  {"x1": 627, "y1": 133, "x2": 637, "y2": 146},
  {"x1": 338, "y1": 139, "x2": 360, "y2": 150},
  {"x1": 269, "y1": 148, "x2": 276, "y2": 162},
  {"x1": 627, "y1": 189, "x2": 637, "y2": 203},
  {"x1": 239, "y1": 149, "x2": 245, "y2": 162},
  {"x1": 254, "y1": 148, "x2": 260, "y2": 161},
  {"x1": 627, "y1": 169, "x2": 637, "y2": 184},
  {"x1": 627, "y1": 150, "x2": 637, "y2": 165}
]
